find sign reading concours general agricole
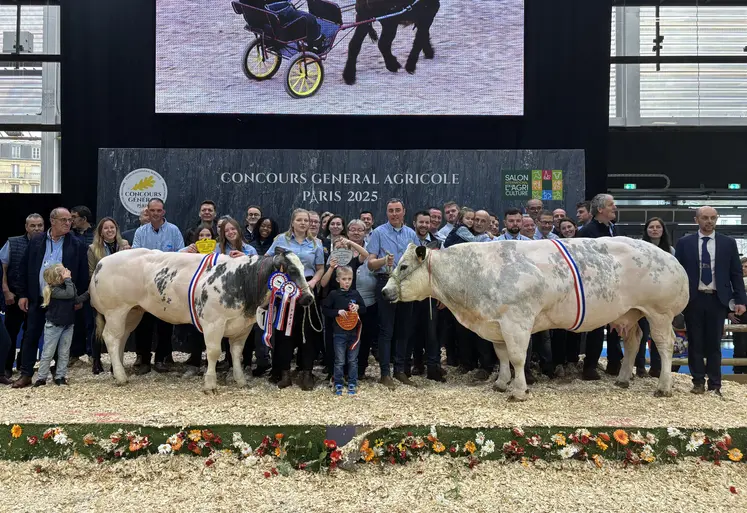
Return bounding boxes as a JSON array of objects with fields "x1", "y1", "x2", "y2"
[{"x1": 98, "y1": 149, "x2": 585, "y2": 230}]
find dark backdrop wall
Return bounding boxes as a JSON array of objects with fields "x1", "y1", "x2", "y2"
[
  {"x1": 608, "y1": 129, "x2": 747, "y2": 190},
  {"x1": 1, "y1": 0, "x2": 612, "y2": 241}
]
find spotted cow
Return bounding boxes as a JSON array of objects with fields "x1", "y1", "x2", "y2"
[
  {"x1": 382, "y1": 237, "x2": 689, "y2": 401},
  {"x1": 89, "y1": 248, "x2": 313, "y2": 392}
]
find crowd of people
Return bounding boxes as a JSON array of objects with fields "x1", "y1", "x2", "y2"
[{"x1": 0, "y1": 193, "x2": 745, "y2": 396}]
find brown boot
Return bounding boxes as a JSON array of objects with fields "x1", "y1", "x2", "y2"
[
  {"x1": 426, "y1": 366, "x2": 446, "y2": 383},
  {"x1": 299, "y1": 371, "x2": 314, "y2": 391},
  {"x1": 277, "y1": 370, "x2": 292, "y2": 389},
  {"x1": 379, "y1": 375, "x2": 396, "y2": 390},
  {"x1": 394, "y1": 371, "x2": 416, "y2": 387},
  {"x1": 11, "y1": 375, "x2": 32, "y2": 389}
]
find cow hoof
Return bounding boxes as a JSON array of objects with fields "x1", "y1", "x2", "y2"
[
  {"x1": 493, "y1": 381, "x2": 508, "y2": 393},
  {"x1": 343, "y1": 70, "x2": 356, "y2": 85},
  {"x1": 614, "y1": 380, "x2": 630, "y2": 389},
  {"x1": 507, "y1": 391, "x2": 529, "y2": 402},
  {"x1": 423, "y1": 48, "x2": 435, "y2": 59},
  {"x1": 405, "y1": 61, "x2": 416, "y2": 74},
  {"x1": 113, "y1": 379, "x2": 128, "y2": 386},
  {"x1": 385, "y1": 60, "x2": 402, "y2": 73},
  {"x1": 654, "y1": 389, "x2": 672, "y2": 398},
  {"x1": 203, "y1": 387, "x2": 218, "y2": 395}
]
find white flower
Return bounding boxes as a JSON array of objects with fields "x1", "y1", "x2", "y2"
[
  {"x1": 158, "y1": 444, "x2": 172, "y2": 455},
  {"x1": 374, "y1": 447, "x2": 385, "y2": 457},
  {"x1": 53, "y1": 432, "x2": 69, "y2": 445},
  {"x1": 240, "y1": 444, "x2": 253, "y2": 457},
  {"x1": 667, "y1": 427, "x2": 683, "y2": 438},
  {"x1": 666, "y1": 445, "x2": 679, "y2": 457},
  {"x1": 475, "y1": 432, "x2": 485, "y2": 446},
  {"x1": 232, "y1": 432, "x2": 243, "y2": 445},
  {"x1": 641, "y1": 445, "x2": 655, "y2": 458},
  {"x1": 558, "y1": 445, "x2": 579, "y2": 459},
  {"x1": 645, "y1": 432, "x2": 658, "y2": 445},
  {"x1": 243, "y1": 455, "x2": 258, "y2": 467},
  {"x1": 480, "y1": 440, "x2": 495, "y2": 456},
  {"x1": 691, "y1": 431, "x2": 706, "y2": 444},
  {"x1": 630, "y1": 431, "x2": 644, "y2": 444},
  {"x1": 686, "y1": 441, "x2": 700, "y2": 452},
  {"x1": 429, "y1": 426, "x2": 438, "y2": 440},
  {"x1": 574, "y1": 428, "x2": 591, "y2": 438},
  {"x1": 512, "y1": 427, "x2": 525, "y2": 437},
  {"x1": 167, "y1": 434, "x2": 180, "y2": 445}
]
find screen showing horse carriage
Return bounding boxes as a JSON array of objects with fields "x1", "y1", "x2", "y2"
[{"x1": 155, "y1": 0, "x2": 524, "y2": 115}]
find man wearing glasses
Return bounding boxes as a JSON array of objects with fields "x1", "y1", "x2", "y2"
[
  {"x1": 12, "y1": 208, "x2": 88, "y2": 388},
  {"x1": 243, "y1": 205, "x2": 262, "y2": 243}
]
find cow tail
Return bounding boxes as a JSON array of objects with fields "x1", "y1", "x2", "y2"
[
  {"x1": 96, "y1": 314, "x2": 106, "y2": 341},
  {"x1": 367, "y1": 24, "x2": 378, "y2": 42}
]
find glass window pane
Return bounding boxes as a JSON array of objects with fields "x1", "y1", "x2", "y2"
[
  {"x1": 0, "y1": 5, "x2": 60, "y2": 55},
  {"x1": 0, "y1": 131, "x2": 60, "y2": 194},
  {"x1": 0, "y1": 62, "x2": 60, "y2": 120},
  {"x1": 610, "y1": 8, "x2": 617, "y2": 118}
]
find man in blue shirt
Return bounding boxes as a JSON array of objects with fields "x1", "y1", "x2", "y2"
[
  {"x1": 534, "y1": 210, "x2": 560, "y2": 240},
  {"x1": 132, "y1": 198, "x2": 185, "y2": 374},
  {"x1": 435, "y1": 200, "x2": 459, "y2": 242},
  {"x1": 367, "y1": 198, "x2": 420, "y2": 389},
  {"x1": 11, "y1": 208, "x2": 88, "y2": 388},
  {"x1": 496, "y1": 209, "x2": 531, "y2": 241}
]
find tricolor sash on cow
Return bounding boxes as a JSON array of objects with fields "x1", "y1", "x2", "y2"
[
  {"x1": 550, "y1": 239, "x2": 586, "y2": 332},
  {"x1": 188, "y1": 252, "x2": 221, "y2": 333}
]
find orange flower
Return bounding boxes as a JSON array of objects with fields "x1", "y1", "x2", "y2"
[
  {"x1": 10, "y1": 425, "x2": 22, "y2": 438},
  {"x1": 83, "y1": 434, "x2": 97, "y2": 446},
  {"x1": 188, "y1": 430, "x2": 202, "y2": 442},
  {"x1": 464, "y1": 441, "x2": 477, "y2": 454},
  {"x1": 361, "y1": 439, "x2": 370, "y2": 452},
  {"x1": 362, "y1": 447, "x2": 375, "y2": 462},
  {"x1": 432, "y1": 442, "x2": 446, "y2": 453},
  {"x1": 592, "y1": 454, "x2": 604, "y2": 468},
  {"x1": 728, "y1": 449, "x2": 743, "y2": 462},
  {"x1": 427, "y1": 434, "x2": 437, "y2": 443},
  {"x1": 275, "y1": 433, "x2": 284, "y2": 441},
  {"x1": 596, "y1": 439, "x2": 608, "y2": 452},
  {"x1": 598, "y1": 433, "x2": 611, "y2": 443},
  {"x1": 171, "y1": 439, "x2": 183, "y2": 451},
  {"x1": 613, "y1": 430, "x2": 629, "y2": 445}
]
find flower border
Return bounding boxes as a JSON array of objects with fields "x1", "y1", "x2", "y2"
[{"x1": 3, "y1": 424, "x2": 745, "y2": 475}]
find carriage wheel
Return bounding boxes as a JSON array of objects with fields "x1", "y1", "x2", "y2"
[
  {"x1": 242, "y1": 39, "x2": 281, "y2": 81},
  {"x1": 284, "y1": 54, "x2": 324, "y2": 99}
]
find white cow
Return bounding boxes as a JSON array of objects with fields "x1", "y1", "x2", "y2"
[
  {"x1": 90, "y1": 248, "x2": 313, "y2": 392},
  {"x1": 382, "y1": 237, "x2": 689, "y2": 401}
]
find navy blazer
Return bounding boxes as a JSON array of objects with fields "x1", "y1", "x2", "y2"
[
  {"x1": 675, "y1": 232, "x2": 747, "y2": 309},
  {"x1": 18, "y1": 232, "x2": 89, "y2": 303}
]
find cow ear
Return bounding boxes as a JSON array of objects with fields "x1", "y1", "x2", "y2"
[
  {"x1": 274, "y1": 247, "x2": 286, "y2": 256},
  {"x1": 415, "y1": 245, "x2": 427, "y2": 262}
]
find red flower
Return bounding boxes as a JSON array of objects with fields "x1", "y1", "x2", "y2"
[
  {"x1": 400, "y1": 450, "x2": 407, "y2": 460},
  {"x1": 261, "y1": 436, "x2": 270, "y2": 446},
  {"x1": 27, "y1": 436, "x2": 38, "y2": 446},
  {"x1": 114, "y1": 451, "x2": 123, "y2": 458},
  {"x1": 256, "y1": 448, "x2": 265, "y2": 457},
  {"x1": 324, "y1": 440, "x2": 337, "y2": 450},
  {"x1": 188, "y1": 442, "x2": 201, "y2": 455},
  {"x1": 298, "y1": 463, "x2": 307, "y2": 470},
  {"x1": 271, "y1": 440, "x2": 279, "y2": 448},
  {"x1": 331, "y1": 450, "x2": 343, "y2": 463},
  {"x1": 598, "y1": 433, "x2": 610, "y2": 443},
  {"x1": 201, "y1": 429, "x2": 215, "y2": 443},
  {"x1": 330, "y1": 461, "x2": 338, "y2": 470},
  {"x1": 715, "y1": 459, "x2": 722, "y2": 466},
  {"x1": 730, "y1": 486, "x2": 738, "y2": 494},
  {"x1": 387, "y1": 444, "x2": 396, "y2": 454},
  {"x1": 449, "y1": 446, "x2": 457, "y2": 454},
  {"x1": 271, "y1": 467, "x2": 278, "y2": 476},
  {"x1": 34, "y1": 465, "x2": 42, "y2": 474},
  {"x1": 531, "y1": 455, "x2": 540, "y2": 461},
  {"x1": 468, "y1": 457, "x2": 479, "y2": 469},
  {"x1": 389, "y1": 456, "x2": 396, "y2": 465},
  {"x1": 716, "y1": 441, "x2": 728, "y2": 452},
  {"x1": 205, "y1": 459, "x2": 214, "y2": 467},
  {"x1": 264, "y1": 471, "x2": 271, "y2": 478},
  {"x1": 407, "y1": 431, "x2": 413, "y2": 437},
  {"x1": 96, "y1": 456, "x2": 104, "y2": 464},
  {"x1": 580, "y1": 435, "x2": 590, "y2": 445},
  {"x1": 213, "y1": 435, "x2": 222, "y2": 445}
]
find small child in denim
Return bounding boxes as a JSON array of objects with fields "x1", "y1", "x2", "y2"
[
  {"x1": 34, "y1": 264, "x2": 86, "y2": 386},
  {"x1": 322, "y1": 266, "x2": 366, "y2": 395}
]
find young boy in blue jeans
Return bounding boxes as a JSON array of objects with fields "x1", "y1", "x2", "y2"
[{"x1": 322, "y1": 266, "x2": 366, "y2": 395}]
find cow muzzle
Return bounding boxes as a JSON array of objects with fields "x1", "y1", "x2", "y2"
[
  {"x1": 298, "y1": 288, "x2": 314, "y2": 306},
  {"x1": 382, "y1": 283, "x2": 398, "y2": 302}
]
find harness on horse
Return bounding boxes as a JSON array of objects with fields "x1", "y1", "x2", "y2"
[
  {"x1": 550, "y1": 239, "x2": 586, "y2": 331},
  {"x1": 188, "y1": 252, "x2": 221, "y2": 333}
]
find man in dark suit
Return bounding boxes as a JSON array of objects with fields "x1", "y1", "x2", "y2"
[
  {"x1": 122, "y1": 207, "x2": 149, "y2": 246},
  {"x1": 675, "y1": 206, "x2": 747, "y2": 396},
  {"x1": 12, "y1": 208, "x2": 89, "y2": 388}
]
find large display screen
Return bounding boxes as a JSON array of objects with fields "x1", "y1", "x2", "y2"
[{"x1": 156, "y1": 0, "x2": 524, "y2": 115}]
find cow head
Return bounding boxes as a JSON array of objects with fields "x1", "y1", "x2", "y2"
[
  {"x1": 382, "y1": 243, "x2": 433, "y2": 303},
  {"x1": 272, "y1": 248, "x2": 314, "y2": 306}
]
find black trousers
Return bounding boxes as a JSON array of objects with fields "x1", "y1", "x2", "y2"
[
  {"x1": 273, "y1": 302, "x2": 323, "y2": 372},
  {"x1": 635, "y1": 318, "x2": 661, "y2": 371},
  {"x1": 19, "y1": 299, "x2": 46, "y2": 377},
  {"x1": 375, "y1": 275, "x2": 414, "y2": 376},
  {"x1": 584, "y1": 326, "x2": 604, "y2": 371},
  {"x1": 438, "y1": 308, "x2": 459, "y2": 366},
  {"x1": 684, "y1": 292, "x2": 728, "y2": 389},
  {"x1": 134, "y1": 312, "x2": 173, "y2": 364},
  {"x1": 243, "y1": 324, "x2": 271, "y2": 368},
  {"x1": 606, "y1": 328, "x2": 622, "y2": 364},
  {"x1": 71, "y1": 303, "x2": 94, "y2": 358},
  {"x1": 0, "y1": 315, "x2": 11, "y2": 372},
  {"x1": 733, "y1": 312, "x2": 747, "y2": 374},
  {"x1": 3, "y1": 301, "x2": 25, "y2": 373},
  {"x1": 454, "y1": 322, "x2": 496, "y2": 372},
  {"x1": 410, "y1": 299, "x2": 440, "y2": 369},
  {"x1": 528, "y1": 331, "x2": 553, "y2": 374},
  {"x1": 357, "y1": 302, "x2": 378, "y2": 375},
  {"x1": 551, "y1": 329, "x2": 581, "y2": 366}
]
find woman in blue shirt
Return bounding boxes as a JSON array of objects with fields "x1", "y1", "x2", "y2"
[
  {"x1": 217, "y1": 218, "x2": 258, "y2": 257},
  {"x1": 266, "y1": 209, "x2": 324, "y2": 391}
]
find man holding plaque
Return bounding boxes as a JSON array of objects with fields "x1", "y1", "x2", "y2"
[{"x1": 367, "y1": 198, "x2": 420, "y2": 389}]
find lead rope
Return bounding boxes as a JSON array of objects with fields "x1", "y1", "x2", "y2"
[{"x1": 300, "y1": 295, "x2": 324, "y2": 346}]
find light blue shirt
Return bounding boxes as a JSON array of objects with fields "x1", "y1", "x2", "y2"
[
  {"x1": 534, "y1": 227, "x2": 559, "y2": 240},
  {"x1": 132, "y1": 220, "x2": 185, "y2": 252},
  {"x1": 435, "y1": 223, "x2": 454, "y2": 242},
  {"x1": 0, "y1": 241, "x2": 9, "y2": 266},
  {"x1": 366, "y1": 222, "x2": 420, "y2": 274},
  {"x1": 39, "y1": 231, "x2": 64, "y2": 295},
  {"x1": 496, "y1": 233, "x2": 531, "y2": 241},
  {"x1": 266, "y1": 233, "x2": 324, "y2": 278},
  {"x1": 215, "y1": 242, "x2": 257, "y2": 257}
]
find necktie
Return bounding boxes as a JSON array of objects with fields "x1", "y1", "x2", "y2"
[{"x1": 701, "y1": 237, "x2": 712, "y2": 285}]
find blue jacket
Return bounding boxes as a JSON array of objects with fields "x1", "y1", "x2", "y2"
[
  {"x1": 675, "y1": 232, "x2": 747, "y2": 310},
  {"x1": 19, "y1": 232, "x2": 89, "y2": 303}
]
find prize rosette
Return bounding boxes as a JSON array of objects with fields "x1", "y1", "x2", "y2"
[
  {"x1": 195, "y1": 239, "x2": 217, "y2": 254},
  {"x1": 336, "y1": 311, "x2": 359, "y2": 331}
]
